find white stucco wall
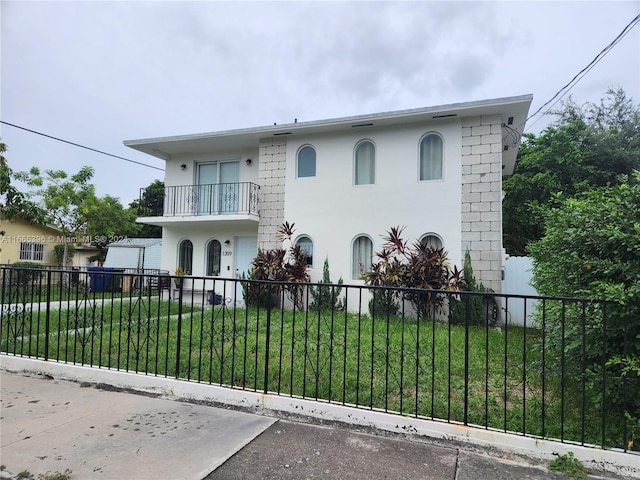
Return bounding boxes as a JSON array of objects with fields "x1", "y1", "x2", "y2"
[
  {"x1": 284, "y1": 120, "x2": 463, "y2": 294},
  {"x1": 158, "y1": 150, "x2": 260, "y2": 281},
  {"x1": 161, "y1": 223, "x2": 257, "y2": 278},
  {"x1": 163, "y1": 149, "x2": 259, "y2": 188}
]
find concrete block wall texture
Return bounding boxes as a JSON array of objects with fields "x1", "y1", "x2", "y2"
[
  {"x1": 255, "y1": 117, "x2": 506, "y2": 292},
  {"x1": 461, "y1": 115, "x2": 504, "y2": 293},
  {"x1": 257, "y1": 138, "x2": 287, "y2": 251}
]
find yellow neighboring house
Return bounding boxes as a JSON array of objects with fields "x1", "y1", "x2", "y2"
[{"x1": 0, "y1": 216, "x2": 62, "y2": 265}]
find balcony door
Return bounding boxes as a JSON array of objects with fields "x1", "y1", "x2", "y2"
[{"x1": 197, "y1": 161, "x2": 239, "y2": 215}]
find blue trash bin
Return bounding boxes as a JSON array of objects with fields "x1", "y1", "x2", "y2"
[{"x1": 88, "y1": 267, "x2": 107, "y2": 292}]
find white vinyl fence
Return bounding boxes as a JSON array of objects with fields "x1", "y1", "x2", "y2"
[{"x1": 501, "y1": 256, "x2": 538, "y2": 327}]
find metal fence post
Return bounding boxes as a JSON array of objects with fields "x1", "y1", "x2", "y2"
[
  {"x1": 264, "y1": 283, "x2": 272, "y2": 394},
  {"x1": 175, "y1": 280, "x2": 184, "y2": 379},
  {"x1": 463, "y1": 293, "x2": 470, "y2": 425},
  {"x1": 44, "y1": 270, "x2": 52, "y2": 361}
]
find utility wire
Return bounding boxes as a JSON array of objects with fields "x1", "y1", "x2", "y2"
[
  {"x1": 526, "y1": 12, "x2": 640, "y2": 130},
  {"x1": 0, "y1": 120, "x2": 165, "y2": 172}
]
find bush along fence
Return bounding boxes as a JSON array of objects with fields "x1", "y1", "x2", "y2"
[{"x1": 0, "y1": 265, "x2": 637, "y2": 454}]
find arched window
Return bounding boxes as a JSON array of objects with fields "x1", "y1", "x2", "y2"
[
  {"x1": 420, "y1": 234, "x2": 443, "y2": 250},
  {"x1": 419, "y1": 133, "x2": 443, "y2": 181},
  {"x1": 297, "y1": 145, "x2": 316, "y2": 178},
  {"x1": 352, "y1": 235, "x2": 373, "y2": 279},
  {"x1": 206, "y1": 240, "x2": 221, "y2": 276},
  {"x1": 295, "y1": 235, "x2": 313, "y2": 267},
  {"x1": 355, "y1": 140, "x2": 375, "y2": 185},
  {"x1": 178, "y1": 239, "x2": 193, "y2": 274}
]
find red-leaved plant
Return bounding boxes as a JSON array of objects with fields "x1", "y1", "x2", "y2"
[
  {"x1": 362, "y1": 226, "x2": 462, "y2": 319},
  {"x1": 249, "y1": 221, "x2": 309, "y2": 309}
]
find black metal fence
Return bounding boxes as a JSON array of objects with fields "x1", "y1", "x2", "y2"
[
  {"x1": 0, "y1": 266, "x2": 637, "y2": 453},
  {"x1": 138, "y1": 182, "x2": 260, "y2": 217}
]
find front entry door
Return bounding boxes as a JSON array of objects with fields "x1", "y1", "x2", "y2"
[{"x1": 235, "y1": 236, "x2": 257, "y2": 302}]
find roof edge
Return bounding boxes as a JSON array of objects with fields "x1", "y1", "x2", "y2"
[{"x1": 124, "y1": 94, "x2": 533, "y2": 148}]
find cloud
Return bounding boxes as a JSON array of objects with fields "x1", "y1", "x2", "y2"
[{"x1": 2, "y1": 0, "x2": 638, "y2": 205}]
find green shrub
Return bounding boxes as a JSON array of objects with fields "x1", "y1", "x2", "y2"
[
  {"x1": 448, "y1": 250, "x2": 492, "y2": 326},
  {"x1": 244, "y1": 222, "x2": 309, "y2": 309},
  {"x1": 7, "y1": 262, "x2": 43, "y2": 285},
  {"x1": 53, "y1": 244, "x2": 75, "y2": 265},
  {"x1": 309, "y1": 258, "x2": 344, "y2": 311},
  {"x1": 368, "y1": 288, "x2": 399, "y2": 318},
  {"x1": 529, "y1": 175, "x2": 640, "y2": 440},
  {"x1": 239, "y1": 272, "x2": 281, "y2": 309}
]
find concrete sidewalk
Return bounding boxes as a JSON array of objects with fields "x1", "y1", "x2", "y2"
[
  {"x1": 0, "y1": 371, "x2": 274, "y2": 479},
  {"x1": 0, "y1": 370, "x2": 631, "y2": 479}
]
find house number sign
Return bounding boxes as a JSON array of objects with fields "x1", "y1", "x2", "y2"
[{"x1": 223, "y1": 251, "x2": 233, "y2": 256}]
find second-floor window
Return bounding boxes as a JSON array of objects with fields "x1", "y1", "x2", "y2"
[
  {"x1": 420, "y1": 234, "x2": 443, "y2": 250},
  {"x1": 354, "y1": 140, "x2": 375, "y2": 185},
  {"x1": 297, "y1": 145, "x2": 316, "y2": 178},
  {"x1": 419, "y1": 133, "x2": 443, "y2": 181},
  {"x1": 197, "y1": 161, "x2": 240, "y2": 214}
]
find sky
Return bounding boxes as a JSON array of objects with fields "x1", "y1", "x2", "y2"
[{"x1": 1, "y1": 1, "x2": 639, "y2": 206}]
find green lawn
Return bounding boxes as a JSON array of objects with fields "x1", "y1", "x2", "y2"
[{"x1": 0, "y1": 300, "x2": 629, "y2": 450}]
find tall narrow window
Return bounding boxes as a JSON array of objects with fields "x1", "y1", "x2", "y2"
[
  {"x1": 295, "y1": 236, "x2": 313, "y2": 267},
  {"x1": 419, "y1": 133, "x2": 443, "y2": 181},
  {"x1": 297, "y1": 145, "x2": 316, "y2": 178},
  {"x1": 206, "y1": 240, "x2": 222, "y2": 276},
  {"x1": 352, "y1": 235, "x2": 373, "y2": 279},
  {"x1": 355, "y1": 140, "x2": 375, "y2": 185},
  {"x1": 178, "y1": 239, "x2": 193, "y2": 274}
]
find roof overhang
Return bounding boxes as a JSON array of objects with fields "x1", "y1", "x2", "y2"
[{"x1": 124, "y1": 95, "x2": 532, "y2": 175}]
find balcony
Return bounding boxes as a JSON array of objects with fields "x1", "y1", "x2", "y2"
[{"x1": 137, "y1": 183, "x2": 260, "y2": 224}]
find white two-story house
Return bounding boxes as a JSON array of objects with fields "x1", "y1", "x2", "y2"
[{"x1": 125, "y1": 95, "x2": 532, "y2": 306}]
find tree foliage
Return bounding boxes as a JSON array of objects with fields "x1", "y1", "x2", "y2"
[
  {"x1": 53, "y1": 244, "x2": 75, "y2": 266},
  {"x1": 503, "y1": 88, "x2": 640, "y2": 255},
  {"x1": 128, "y1": 179, "x2": 163, "y2": 238},
  {"x1": 0, "y1": 141, "x2": 45, "y2": 224},
  {"x1": 17, "y1": 166, "x2": 97, "y2": 266},
  {"x1": 86, "y1": 194, "x2": 140, "y2": 262},
  {"x1": 363, "y1": 226, "x2": 462, "y2": 320},
  {"x1": 529, "y1": 173, "x2": 640, "y2": 426},
  {"x1": 17, "y1": 165, "x2": 139, "y2": 265}
]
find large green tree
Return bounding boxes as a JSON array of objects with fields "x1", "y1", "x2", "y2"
[
  {"x1": 86, "y1": 194, "x2": 140, "y2": 263},
  {"x1": 18, "y1": 166, "x2": 98, "y2": 266},
  {"x1": 19, "y1": 166, "x2": 142, "y2": 265},
  {"x1": 528, "y1": 173, "x2": 640, "y2": 438},
  {"x1": 503, "y1": 88, "x2": 640, "y2": 255}
]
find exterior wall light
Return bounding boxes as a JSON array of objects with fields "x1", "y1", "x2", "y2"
[
  {"x1": 246, "y1": 158, "x2": 252, "y2": 166},
  {"x1": 180, "y1": 164, "x2": 187, "y2": 171}
]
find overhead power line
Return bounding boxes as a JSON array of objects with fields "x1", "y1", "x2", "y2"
[
  {"x1": 0, "y1": 120, "x2": 165, "y2": 172},
  {"x1": 526, "y1": 12, "x2": 640, "y2": 130}
]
